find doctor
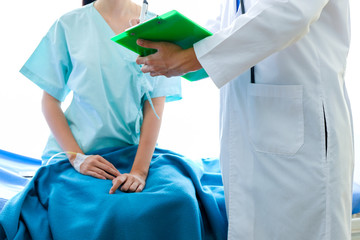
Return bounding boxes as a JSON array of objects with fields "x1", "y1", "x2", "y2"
[{"x1": 136, "y1": 0, "x2": 354, "y2": 239}]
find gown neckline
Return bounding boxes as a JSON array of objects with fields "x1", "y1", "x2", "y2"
[{"x1": 91, "y1": 2, "x2": 118, "y2": 36}]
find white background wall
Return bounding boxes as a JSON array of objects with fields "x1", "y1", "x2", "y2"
[{"x1": 0, "y1": 0, "x2": 359, "y2": 182}]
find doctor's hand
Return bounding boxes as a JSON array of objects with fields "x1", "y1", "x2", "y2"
[
  {"x1": 72, "y1": 154, "x2": 121, "y2": 180},
  {"x1": 129, "y1": 18, "x2": 140, "y2": 27},
  {"x1": 136, "y1": 39, "x2": 202, "y2": 77},
  {"x1": 109, "y1": 171, "x2": 147, "y2": 194}
]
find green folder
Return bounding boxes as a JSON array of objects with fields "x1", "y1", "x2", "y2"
[{"x1": 110, "y1": 10, "x2": 212, "y2": 81}]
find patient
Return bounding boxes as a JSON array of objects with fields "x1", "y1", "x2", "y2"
[
  {"x1": 34, "y1": 0, "x2": 179, "y2": 193},
  {"x1": 0, "y1": 0, "x2": 227, "y2": 239},
  {"x1": 38, "y1": 0, "x2": 177, "y2": 194}
]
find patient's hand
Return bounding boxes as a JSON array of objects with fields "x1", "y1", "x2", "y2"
[
  {"x1": 79, "y1": 155, "x2": 121, "y2": 180},
  {"x1": 109, "y1": 171, "x2": 146, "y2": 194}
]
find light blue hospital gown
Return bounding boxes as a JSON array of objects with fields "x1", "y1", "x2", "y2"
[{"x1": 20, "y1": 3, "x2": 181, "y2": 163}]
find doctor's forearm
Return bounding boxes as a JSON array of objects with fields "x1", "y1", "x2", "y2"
[
  {"x1": 131, "y1": 97, "x2": 165, "y2": 177},
  {"x1": 41, "y1": 91, "x2": 83, "y2": 159}
]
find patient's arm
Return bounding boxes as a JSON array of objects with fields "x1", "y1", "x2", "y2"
[
  {"x1": 41, "y1": 91, "x2": 120, "y2": 179},
  {"x1": 110, "y1": 96, "x2": 165, "y2": 193}
]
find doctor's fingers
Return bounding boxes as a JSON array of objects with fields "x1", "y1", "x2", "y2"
[
  {"x1": 150, "y1": 71, "x2": 173, "y2": 78},
  {"x1": 129, "y1": 18, "x2": 140, "y2": 27},
  {"x1": 136, "y1": 54, "x2": 165, "y2": 70},
  {"x1": 140, "y1": 63, "x2": 168, "y2": 75},
  {"x1": 136, "y1": 39, "x2": 162, "y2": 52},
  {"x1": 136, "y1": 40, "x2": 175, "y2": 66}
]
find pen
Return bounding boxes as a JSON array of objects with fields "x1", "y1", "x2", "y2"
[{"x1": 139, "y1": 0, "x2": 148, "y2": 23}]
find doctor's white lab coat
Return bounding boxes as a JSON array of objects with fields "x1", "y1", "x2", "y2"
[{"x1": 194, "y1": 0, "x2": 354, "y2": 239}]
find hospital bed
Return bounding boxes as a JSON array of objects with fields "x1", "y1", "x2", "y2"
[
  {"x1": 0, "y1": 149, "x2": 41, "y2": 210},
  {"x1": 354, "y1": 182, "x2": 360, "y2": 240},
  {"x1": 354, "y1": 216, "x2": 360, "y2": 240},
  {"x1": 1, "y1": 149, "x2": 360, "y2": 239}
]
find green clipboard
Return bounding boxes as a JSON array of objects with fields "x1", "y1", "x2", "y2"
[{"x1": 110, "y1": 10, "x2": 212, "y2": 81}]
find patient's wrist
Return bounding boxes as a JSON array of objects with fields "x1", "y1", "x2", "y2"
[
  {"x1": 66, "y1": 152, "x2": 77, "y2": 162},
  {"x1": 66, "y1": 152, "x2": 88, "y2": 172},
  {"x1": 130, "y1": 168, "x2": 149, "y2": 180},
  {"x1": 73, "y1": 153, "x2": 89, "y2": 172}
]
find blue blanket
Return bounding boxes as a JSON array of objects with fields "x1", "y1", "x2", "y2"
[
  {"x1": 354, "y1": 183, "x2": 360, "y2": 215},
  {"x1": 0, "y1": 146, "x2": 227, "y2": 240}
]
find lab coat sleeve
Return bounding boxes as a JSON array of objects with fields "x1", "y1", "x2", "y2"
[{"x1": 193, "y1": 0, "x2": 329, "y2": 88}]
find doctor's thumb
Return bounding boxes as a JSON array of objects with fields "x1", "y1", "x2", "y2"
[
  {"x1": 129, "y1": 18, "x2": 140, "y2": 27},
  {"x1": 137, "y1": 39, "x2": 159, "y2": 50}
]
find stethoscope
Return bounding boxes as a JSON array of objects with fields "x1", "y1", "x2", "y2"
[{"x1": 239, "y1": 0, "x2": 255, "y2": 84}]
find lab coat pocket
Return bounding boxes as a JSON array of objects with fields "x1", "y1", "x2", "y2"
[{"x1": 247, "y1": 84, "x2": 304, "y2": 155}]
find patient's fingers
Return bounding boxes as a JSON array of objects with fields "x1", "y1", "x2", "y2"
[
  {"x1": 120, "y1": 177, "x2": 134, "y2": 192},
  {"x1": 121, "y1": 175, "x2": 145, "y2": 193},
  {"x1": 128, "y1": 182, "x2": 138, "y2": 192},
  {"x1": 80, "y1": 155, "x2": 120, "y2": 180},
  {"x1": 109, "y1": 175, "x2": 127, "y2": 194},
  {"x1": 95, "y1": 161, "x2": 120, "y2": 178},
  {"x1": 85, "y1": 166, "x2": 112, "y2": 180},
  {"x1": 87, "y1": 171, "x2": 106, "y2": 180},
  {"x1": 135, "y1": 185, "x2": 144, "y2": 192},
  {"x1": 97, "y1": 156, "x2": 121, "y2": 177},
  {"x1": 91, "y1": 167, "x2": 115, "y2": 180},
  {"x1": 129, "y1": 181, "x2": 144, "y2": 193},
  {"x1": 109, "y1": 174, "x2": 146, "y2": 194}
]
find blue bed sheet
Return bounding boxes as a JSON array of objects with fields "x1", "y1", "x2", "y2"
[
  {"x1": 0, "y1": 149, "x2": 41, "y2": 177},
  {"x1": 0, "y1": 149, "x2": 41, "y2": 212},
  {"x1": 0, "y1": 147, "x2": 227, "y2": 240},
  {"x1": 353, "y1": 183, "x2": 360, "y2": 215}
]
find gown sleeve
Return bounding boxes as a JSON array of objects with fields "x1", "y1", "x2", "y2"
[
  {"x1": 20, "y1": 20, "x2": 72, "y2": 102},
  {"x1": 146, "y1": 75, "x2": 182, "y2": 103}
]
